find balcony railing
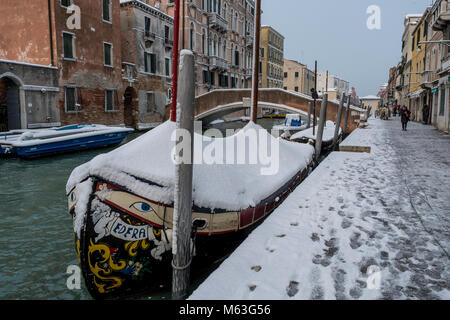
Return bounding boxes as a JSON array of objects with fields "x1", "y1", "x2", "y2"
[
  {"x1": 144, "y1": 31, "x2": 156, "y2": 41},
  {"x1": 208, "y1": 12, "x2": 228, "y2": 33},
  {"x1": 210, "y1": 56, "x2": 228, "y2": 71},
  {"x1": 164, "y1": 38, "x2": 173, "y2": 47},
  {"x1": 431, "y1": 0, "x2": 450, "y2": 31}
]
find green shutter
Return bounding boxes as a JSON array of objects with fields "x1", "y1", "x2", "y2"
[{"x1": 151, "y1": 53, "x2": 157, "y2": 74}]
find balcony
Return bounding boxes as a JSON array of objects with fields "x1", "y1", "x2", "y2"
[
  {"x1": 210, "y1": 56, "x2": 228, "y2": 71},
  {"x1": 430, "y1": 0, "x2": 450, "y2": 31},
  {"x1": 421, "y1": 70, "x2": 437, "y2": 88},
  {"x1": 208, "y1": 12, "x2": 228, "y2": 33},
  {"x1": 144, "y1": 31, "x2": 156, "y2": 45}
]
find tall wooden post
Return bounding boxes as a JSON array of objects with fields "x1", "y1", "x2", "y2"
[
  {"x1": 342, "y1": 94, "x2": 351, "y2": 137},
  {"x1": 170, "y1": 0, "x2": 181, "y2": 122},
  {"x1": 307, "y1": 102, "x2": 312, "y2": 128},
  {"x1": 313, "y1": 60, "x2": 317, "y2": 135},
  {"x1": 251, "y1": 0, "x2": 262, "y2": 123},
  {"x1": 172, "y1": 50, "x2": 195, "y2": 301},
  {"x1": 315, "y1": 93, "x2": 328, "y2": 160},
  {"x1": 332, "y1": 94, "x2": 345, "y2": 150}
]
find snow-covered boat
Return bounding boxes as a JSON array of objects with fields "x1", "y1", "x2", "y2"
[
  {"x1": 273, "y1": 114, "x2": 307, "y2": 138},
  {"x1": 0, "y1": 124, "x2": 134, "y2": 158},
  {"x1": 66, "y1": 121, "x2": 314, "y2": 299},
  {"x1": 289, "y1": 121, "x2": 341, "y2": 154}
]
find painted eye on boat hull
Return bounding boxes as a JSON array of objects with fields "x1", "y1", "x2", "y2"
[{"x1": 130, "y1": 202, "x2": 153, "y2": 213}]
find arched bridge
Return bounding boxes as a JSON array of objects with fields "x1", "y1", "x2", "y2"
[{"x1": 165, "y1": 88, "x2": 363, "y2": 132}]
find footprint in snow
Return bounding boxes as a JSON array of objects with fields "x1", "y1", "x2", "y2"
[{"x1": 286, "y1": 281, "x2": 300, "y2": 297}]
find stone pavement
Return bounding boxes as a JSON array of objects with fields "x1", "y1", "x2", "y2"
[{"x1": 189, "y1": 118, "x2": 450, "y2": 300}]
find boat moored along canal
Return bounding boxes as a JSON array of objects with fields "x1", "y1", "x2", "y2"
[
  {"x1": 67, "y1": 120, "x2": 315, "y2": 299},
  {"x1": 0, "y1": 124, "x2": 134, "y2": 158}
]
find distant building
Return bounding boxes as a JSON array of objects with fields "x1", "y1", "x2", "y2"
[
  {"x1": 283, "y1": 59, "x2": 315, "y2": 96},
  {"x1": 317, "y1": 72, "x2": 349, "y2": 101},
  {"x1": 398, "y1": 14, "x2": 423, "y2": 107},
  {"x1": 360, "y1": 95, "x2": 381, "y2": 116},
  {"x1": 119, "y1": 0, "x2": 174, "y2": 129},
  {"x1": 409, "y1": 8, "x2": 430, "y2": 122},
  {"x1": 427, "y1": 0, "x2": 450, "y2": 132},
  {"x1": 145, "y1": 0, "x2": 256, "y2": 96},
  {"x1": 261, "y1": 26, "x2": 284, "y2": 88}
]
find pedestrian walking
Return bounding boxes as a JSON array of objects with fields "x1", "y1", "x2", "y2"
[
  {"x1": 400, "y1": 106, "x2": 411, "y2": 131},
  {"x1": 422, "y1": 104, "x2": 430, "y2": 125}
]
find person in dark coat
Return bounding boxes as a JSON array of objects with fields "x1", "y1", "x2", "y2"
[
  {"x1": 400, "y1": 106, "x2": 411, "y2": 131},
  {"x1": 422, "y1": 104, "x2": 430, "y2": 124}
]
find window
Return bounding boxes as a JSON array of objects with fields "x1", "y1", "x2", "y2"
[
  {"x1": 294, "y1": 86, "x2": 299, "y2": 92},
  {"x1": 65, "y1": 87, "x2": 77, "y2": 112},
  {"x1": 165, "y1": 25, "x2": 170, "y2": 41},
  {"x1": 295, "y1": 72, "x2": 299, "y2": 78},
  {"x1": 103, "y1": 0, "x2": 111, "y2": 22},
  {"x1": 165, "y1": 57, "x2": 171, "y2": 77},
  {"x1": 61, "y1": 0, "x2": 72, "y2": 7},
  {"x1": 202, "y1": 31, "x2": 206, "y2": 54},
  {"x1": 63, "y1": 32, "x2": 75, "y2": 60},
  {"x1": 203, "y1": 69, "x2": 209, "y2": 84},
  {"x1": 145, "y1": 17, "x2": 151, "y2": 37},
  {"x1": 105, "y1": 89, "x2": 117, "y2": 112},
  {"x1": 284, "y1": 72, "x2": 288, "y2": 78},
  {"x1": 144, "y1": 52, "x2": 156, "y2": 73},
  {"x1": 104, "y1": 42, "x2": 113, "y2": 67},
  {"x1": 234, "y1": 50, "x2": 240, "y2": 67}
]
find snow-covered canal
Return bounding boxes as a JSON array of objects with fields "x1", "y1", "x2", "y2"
[{"x1": 190, "y1": 118, "x2": 450, "y2": 300}]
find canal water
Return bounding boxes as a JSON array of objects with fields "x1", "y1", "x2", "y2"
[{"x1": 0, "y1": 118, "x2": 285, "y2": 300}]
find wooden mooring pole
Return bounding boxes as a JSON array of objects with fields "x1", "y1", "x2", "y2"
[
  {"x1": 342, "y1": 94, "x2": 351, "y2": 137},
  {"x1": 313, "y1": 60, "x2": 318, "y2": 136},
  {"x1": 332, "y1": 93, "x2": 346, "y2": 150},
  {"x1": 307, "y1": 102, "x2": 312, "y2": 128},
  {"x1": 315, "y1": 93, "x2": 328, "y2": 161},
  {"x1": 251, "y1": 0, "x2": 262, "y2": 123},
  {"x1": 172, "y1": 50, "x2": 195, "y2": 301}
]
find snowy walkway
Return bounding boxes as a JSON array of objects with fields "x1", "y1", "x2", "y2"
[{"x1": 190, "y1": 118, "x2": 450, "y2": 300}]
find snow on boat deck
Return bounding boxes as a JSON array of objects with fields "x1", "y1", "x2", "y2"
[
  {"x1": 290, "y1": 121, "x2": 339, "y2": 142},
  {"x1": 67, "y1": 121, "x2": 314, "y2": 212},
  {"x1": 190, "y1": 118, "x2": 450, "y2": 300}
]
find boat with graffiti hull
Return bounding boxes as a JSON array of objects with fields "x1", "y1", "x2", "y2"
[
  {"x1": 67, "y1": 121, "x2": 314, "y2": 299},
  {"x1": 0, "y1": 124, "x2": 134, "y2": 158}
]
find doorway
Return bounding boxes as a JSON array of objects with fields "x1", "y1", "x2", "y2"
[
  {"x1": 0, "y1": 77, "x2": 21, "y2": 132},
  {"x1": 124, "y1": 87, "x2": 137, "y2": 128}
]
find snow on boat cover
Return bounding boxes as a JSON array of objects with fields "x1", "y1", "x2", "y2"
[
  {"x1": 66, "y1": 121, "x2": 314, "y2": 298},
  {"x1": 290, "y1": 120, "x2": 340, "y2": 143},
  {"x1": 67, "y1": 121, "x2": 314, "y2": 212}
]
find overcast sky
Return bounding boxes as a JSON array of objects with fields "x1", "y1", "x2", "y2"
[{"x1": 261, "y1": 0, "x2": 434, "y2": 97}]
